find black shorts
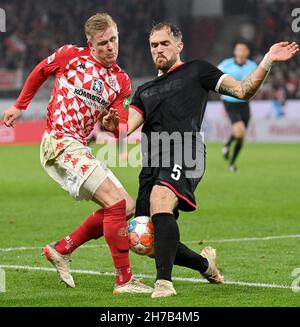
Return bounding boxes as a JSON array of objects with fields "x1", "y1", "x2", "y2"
[
  {"x1": 224, "y1": 101, "x2": 251, "y2": 127},
  {"x1": 135, "y1": 146, "x2": 206, "y2": 218}
]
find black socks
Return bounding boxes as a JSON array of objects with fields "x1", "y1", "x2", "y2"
[
  {"x1": 230, "y1": 138, "x2": 243, "y2": 165},
  {"x1": 174, "y1": 242, "x2": 208, "y2": 274},
  {"x1": 152, "y1": 213, "x2": 179, "y2": 281},
  {"x1": 225, "y1": 134, "x2": 235, "y2": 147}
]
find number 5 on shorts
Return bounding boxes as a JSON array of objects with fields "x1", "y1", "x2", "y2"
[{"x1": 171, "y1": 164, "x2": 182, "y2": 181}]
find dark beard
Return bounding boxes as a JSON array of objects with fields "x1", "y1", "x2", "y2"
[{"x1": 154, "y1": 55, "x2": 177, "y2": 72}]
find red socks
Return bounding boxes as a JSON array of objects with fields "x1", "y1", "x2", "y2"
[
  {"x1": 55, "y1": 209, "x2": 104, "y2": 255},
  {"x1": 55, "y1": 200, "x2": 132, "y2": 285},
  {"x1": 103, "y1": 200, "x2": 132, "y2": 285}
]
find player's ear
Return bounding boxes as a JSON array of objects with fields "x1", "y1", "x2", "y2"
[
  {"x1": 177, "y1": 41, "x2": 184, "y2": 54},
  {"x1": 87, "y1": 37, "x2": 95, "y2": 52}
]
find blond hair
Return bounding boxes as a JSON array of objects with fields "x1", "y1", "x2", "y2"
[{"x1": 84, "y1": 13, "x2": 117, "y2": 41}]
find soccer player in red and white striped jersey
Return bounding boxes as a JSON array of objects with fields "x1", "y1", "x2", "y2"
[{"x1": 2, "y1": 13, "x2": 153, "y2": 294}]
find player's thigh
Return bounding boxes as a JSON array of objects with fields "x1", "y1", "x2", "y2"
[
  {"x1": 135, "y1": 168, "x2": 157, "y2": 217},
  {"x1": 150, "y1": 185, "x2": 178, "y2": 216}
]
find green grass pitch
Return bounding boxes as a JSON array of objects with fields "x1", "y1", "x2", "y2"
[{"x1": 0, "y1": 143, "x2": 300, "y2": 307}]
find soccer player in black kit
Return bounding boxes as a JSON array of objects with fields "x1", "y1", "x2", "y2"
[{"x1": 104, "y1": 22, "x2": 299, "y2": 298}]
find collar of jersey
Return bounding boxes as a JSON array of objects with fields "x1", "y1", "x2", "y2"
[
  {"x1": 158, "y1": 62, "x2": 185, "y2": 77},
  {"x1": 234, "y1": 58, "x2": 247, "y2": 67}
]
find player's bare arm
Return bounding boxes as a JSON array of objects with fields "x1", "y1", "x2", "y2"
[
  {"x1": 102, "y1": 106, "x2": 144, "y2": 135},
  {"x1": 127, "y1": 107, "x2": 144, "y2": 135},
  {"x1": 219, "y1": 41, "x2": 299, "y2": 100}
]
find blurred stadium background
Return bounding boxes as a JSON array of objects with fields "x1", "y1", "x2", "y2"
[{"x1": 0, "y1": 0, "x2": 300, "y2": 144}]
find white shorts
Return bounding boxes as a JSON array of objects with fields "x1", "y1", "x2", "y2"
[{"x1": 40, "y1": 132, "x2": 123, "y2": 201}]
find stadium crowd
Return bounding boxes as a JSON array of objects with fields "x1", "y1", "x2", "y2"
[
  {"x1": 250, "y1": 0, "x2": 300, "y2": 99},
  {"x1": 0, "y1": 0, "x2": 299, "y2": 99},
  {"x1": 0, "y1": 0, "x2": 165, "y2": 76}
]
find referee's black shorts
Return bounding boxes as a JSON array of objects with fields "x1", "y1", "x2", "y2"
[
  {"x1": 223, "y1": 101, "x2": 251, "y2": 127},
  {"x1": 135, "y1": 145, "x2": 206, "y2": 219}
]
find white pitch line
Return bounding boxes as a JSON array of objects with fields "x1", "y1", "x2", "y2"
[
  {"x1": 0, "y1": 264, "x2": 296, "y2": 291},
  {"x1": 187, "y1": 234, "x2": 300, "y2": 244},
  {"x1": 1, "y1": 234, "x2": 300, "y2": 252}
]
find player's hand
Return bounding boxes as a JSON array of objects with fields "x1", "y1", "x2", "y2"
[
  {"x1": 2, "y1": 105, "x2": 22, "y2": 128},
  {"x1": 102, "y1": 108, "x2": 120, "y2": 131},
  {"x1": 268, "y1": 42, "x2": 299, "y2": 63}
]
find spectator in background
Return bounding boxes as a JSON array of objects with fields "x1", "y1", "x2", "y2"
[
  {"x1": 0, "y1": 0, "x2": 165, "y2": 77},
  {"x1": 272, "y1": 87, "x2": 286, "y2": 119},
  {"x1": 218, "y1": 40, "x2": 257, "y2": 172}
]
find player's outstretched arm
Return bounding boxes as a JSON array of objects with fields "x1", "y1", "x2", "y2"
[
  {"x1": 2, "y1": 45, "x2": 72, "y2": 128},
  {"x1": 2, "y1": 57, "x2": 60, "y2": 127},
  {"x1": 2, "y1": 105, "x2": 22, "y2": 128},
  {"x1": 219, "y1": 41, "x2": 299, "y2": 100}
]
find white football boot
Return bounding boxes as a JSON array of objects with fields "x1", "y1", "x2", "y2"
[
  {"x1": 42, "y1": 243, "x2": 75, "y2": 288},
  {"x1": 151, "y1": 279, "x2": 177, "y2": 298},
  {"x1": 200, "y1": 246, "x2": 224, "y2": 284},
  {"x1": 228, "y1": 164, "x2": 237, "y2": 173},
  {"x1": 113, "y1": 276, "x2": 154, "y2": 294}
]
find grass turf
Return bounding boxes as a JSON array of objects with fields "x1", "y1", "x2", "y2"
[{"x1": 0, "y1": 143, "x2": 300, "y2": 307}]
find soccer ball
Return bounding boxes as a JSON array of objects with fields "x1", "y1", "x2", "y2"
[{"x1": 128, "y1": 216, "x2": 154, "y2": 256}]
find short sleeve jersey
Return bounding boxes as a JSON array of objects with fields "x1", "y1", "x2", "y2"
[
  {"x1": 218, "y1": 58, "x2": 257, "y2": 103},
  {"x1": 130, "y1": 60, "x2": 225, "y2": 166}
]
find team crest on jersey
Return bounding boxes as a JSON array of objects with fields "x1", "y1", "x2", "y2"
[
  {"x1": 108, "y1": 75, "x2": 117, "y2": 89},
  {"x1": 92, "y1": 79, "x2": 104, "y2": 94}
]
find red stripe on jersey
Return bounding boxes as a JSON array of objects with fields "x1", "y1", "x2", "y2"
[
  {"x1": 159, "y1": 181, "x2": 197, "y2": 209},
  {"x1": 130, "y1": 105, "x2": 144, "y2": 116},
  {"x1": 166, "y1": 62, "x2": 185, "y2": 74}
]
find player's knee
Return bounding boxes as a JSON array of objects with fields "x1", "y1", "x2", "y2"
[
  {"x1": 117, "y1": 190, "x2": 135, "y2": 219},
  {"x1": 93, "y1": 178, "x2": 124, "y2": 207},
  {"x1": 233, "y1": 122, "x2": 245, "y2": 138},
  {"x1": 150, "y1": 186, "x2": 177, "y2": 214}
]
